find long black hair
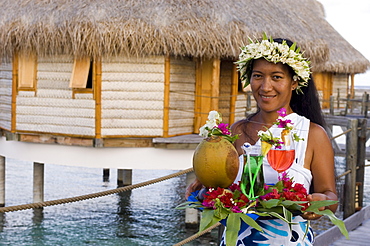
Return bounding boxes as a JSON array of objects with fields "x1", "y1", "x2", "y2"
[{"x1": 275, "y1": 38, "x2": 326, "y2": 128}]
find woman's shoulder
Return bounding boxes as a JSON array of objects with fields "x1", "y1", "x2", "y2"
[{"x1": 308, "y1": 122, "x2": 331, "y2": 143}]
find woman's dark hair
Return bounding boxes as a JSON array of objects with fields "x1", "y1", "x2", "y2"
[{"x1": 275, "y1": 38, "x2": 327, "y2": 128}]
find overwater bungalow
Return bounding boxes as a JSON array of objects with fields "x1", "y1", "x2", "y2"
[{"x1": 0, "y1": 0, "x2": 369, "y2": 170}]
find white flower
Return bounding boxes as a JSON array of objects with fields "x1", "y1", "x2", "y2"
[
  {"x1": 199, "y1": 125, "x2": 209, "y2": 137},
  {"x1": 257, "y1": 130, "x2": 267, "y2": 137},
  {"x1": 208, "y1": 110, "x2": 221, "y2": 122},
  {"x1": 236, "y1": 34, "x2": 311, "y2": 94}
]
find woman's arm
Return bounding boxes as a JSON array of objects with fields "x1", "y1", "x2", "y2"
[
  {"x1": 303, "y1": 123, "x2": 338, "y2": 220},
  {"x1": 185, "y1": 178, "x2": 203, "y2": 199}
]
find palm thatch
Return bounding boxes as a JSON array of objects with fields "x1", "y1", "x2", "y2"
[{"x1": 0, "y1": 0, "x2": 368, "y2": 73}]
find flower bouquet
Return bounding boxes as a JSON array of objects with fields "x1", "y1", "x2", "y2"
[
  {"x1": 178, "y1": 109, "x2": 348, "y2": 246},
  {"x1": 198, "y1": 110, "x2": 239, "y2": 143},
  {"x1": 177, "y1": 173, "x2": 348, "y2": 246}
]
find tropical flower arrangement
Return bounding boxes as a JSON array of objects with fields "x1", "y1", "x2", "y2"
[
  {"x1": 198, "y1": 110, "x2": 238, "y2": 143},
  {"x1": 236, "y1": 33, "x2": 311, "y2": 94},
  {"x1": 179, "y1": 109, "x2": 348, "y2": 246},
  {"x1": 177, "y1": 173, "x2": 348, "y2": 246}
]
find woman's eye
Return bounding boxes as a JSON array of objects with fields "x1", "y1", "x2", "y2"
[
  {"x1": 273, "y1": 75, "x2": 282, "y2": 79},
  {"x1": 252, "y1": 74, "x2": 262, "y2": 78}
]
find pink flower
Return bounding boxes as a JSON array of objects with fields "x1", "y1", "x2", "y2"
[
  {"x1": 277, "y1": 108, "x2": 287, "y2": 117},
  {"x1": 217, "y1": 123, "x2": 231, "y2": 135}
]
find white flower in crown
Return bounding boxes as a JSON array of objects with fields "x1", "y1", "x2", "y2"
[{"x1": 236, "y1": 33, "x2": 311, "y2": 94}]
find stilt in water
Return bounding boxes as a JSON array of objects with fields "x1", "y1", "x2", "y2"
[
  {"x1": 117, "y1": 169, "x2": 132, "y2": 187},
  {"x1": 103, "y1": 168, "x2": 110, "y2": 182},
  {"x1": 0, "y1": 155, "x2": 5, "y2": 207},
  {"x1": 185, "y1": 171, "x2": 198, "y2": 228},
  {"x1": 33, "y1": 162, "x2": 44, "y2": 207}
]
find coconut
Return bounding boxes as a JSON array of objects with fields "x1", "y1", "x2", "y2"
[{"x1": 193, "y1": 136, "x2": 239, "y2": 188}]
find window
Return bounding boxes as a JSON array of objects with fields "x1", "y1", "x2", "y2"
[
  {"x1": 69, "y1": 57, "x2": 92, "y2": 89},
  {"x1": 18, "y1": 53, "x2": 37, "y2": 90}
]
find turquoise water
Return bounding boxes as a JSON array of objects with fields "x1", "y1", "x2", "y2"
[{"x1": 0, "y1": 158, "x2": 218, "y2": 246}]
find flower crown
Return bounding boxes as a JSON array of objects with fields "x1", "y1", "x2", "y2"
[{"x1": 236, "y1": 33, "x2": 311, "y2": 94}]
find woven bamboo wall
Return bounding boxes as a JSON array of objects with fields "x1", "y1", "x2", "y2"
[
  {"x1": 219, "y1": 61, "x2": 248, "y2": 123},
  {"x1": 16, "y1": 55, "x2": 95, "y2": 136},
  {"x1": 0, "y1": 61, "x2": 12, "y2": 130},
  {"x1": 101, "y1": 56, "x2": 165, "y2": 136},
  {"x1": 332, "y1": 74, "x2": 348, "y2": 108},
  {"x1": 234, "y1": 93, "x2": 248, "y2": 121},
  {"x1": 168, "y1": 57, "x2": 196, "y2": 136}
]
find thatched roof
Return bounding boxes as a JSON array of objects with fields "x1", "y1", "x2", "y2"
[{"x1": 0, "y1": 0, "x2": 368, "y2": 74}]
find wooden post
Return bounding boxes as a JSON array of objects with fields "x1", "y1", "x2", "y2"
[
  {"x1": 344, "y1": 94, "x2": 350, "y2": 116},
  {"x1": 343, "y1": 119, "x2": 358, "y2": 219},
  {"x1": 11, "y1": 53, "x2": 18, "y2": 133},
  {"x1": 356, "y1": 118, "x2": 367, "y2": 210},
  {"x1": 337, "y1": 88, "x2": 340, "y2": 109},
  {"x1": 229, "y1": 63, "x2": 238, "y2": 124},
  {"x1": 185, "y1": 171, "x2": 198, "y2": 228},
  {"x1": 94, "y1": 58, "x2": 102, "y2": 142},
  {"x1": 330, "y1": 95, "x2": 334, "y2": 115},
  {"x1": 163, "y1": 55, "x2": 170, "y2": 137},
  {"x1": 103, "y1": 168, "x2": 110, "y2": 182},
  {"x1": 33, "y1": 162, "x2": 44, "y2": 204},
  {"x1": 211, "y1": 58, "x2": 220, "y2": 111},
  {"x1": 0, "y1": 156, "x2": 5, "y2": 207},
  {"x1": 350, "y1": 73, "x2": 355, "y2": 99},
  {"x1": 117, "y1": 169, "x2": 132, "y2": 187},
  {"x1": 361, "y1": 92, "x2": 369, "y2": 118}
]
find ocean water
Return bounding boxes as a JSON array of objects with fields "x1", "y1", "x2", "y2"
[
  {"x1": 0, "y1": 154, "x2": 369, "y2": 245},
  {"x1": 0, "y1": 158, "x2": 218, "y2": 246}
]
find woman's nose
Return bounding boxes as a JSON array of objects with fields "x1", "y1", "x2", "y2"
[{"x1": 260, "y1": 78, "x2": 273, "y2": 91}]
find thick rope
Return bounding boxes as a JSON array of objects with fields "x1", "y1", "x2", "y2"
[
  {"x1": 0, "y1": 167, "x2": 194, "y2": 213},
  {"x1": 173, "y1": 222, "x2": 221, "y2": 246}
]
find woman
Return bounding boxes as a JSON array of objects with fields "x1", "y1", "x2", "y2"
[{"x1": 186, "y1": 36, "x2": 337, "y2": 245}]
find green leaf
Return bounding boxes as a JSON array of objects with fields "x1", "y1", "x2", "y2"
[
  {"x1": 313, "y1": 209, "x2": 349, "y2": 239},
  {"x1": 260, "y1": 199, "x2": 280, "y2": 208},
  {"x1": 290, "y1": 42, "x2": 297, "y2": 51},
  {"x1": 240, "y1": 213, "x2": 263, "y2": 232},
  {"x1": 199, "y1": 210, "x2": 219, "y2": 232},
  {"x1": 306, "y1": 200, "x2": 338, "y2": 211},
  {"x1": 226, "y1": 213, "x2": 241, "y2": 246},
  {"x1": 175, "y1": 201, "x2": 202, "y2": 210},
  {"x1": 266, "y1": 211, "x2": 291, "y2": 224}
]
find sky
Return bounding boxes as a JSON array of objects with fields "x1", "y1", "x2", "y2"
[{"x1": 317, "y1": 0, "x2": 370, "y2": 87}]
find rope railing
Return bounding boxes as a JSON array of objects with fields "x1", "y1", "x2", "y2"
[
  {"x1": 173, "y1": 222, "x2": 221, "y2": 246},
  {"x1": 0, "y1": 167, "x2": 193, "y2": 213},
  {"x1": 1, "y1": 124, "x2": 368, "y2": 246}
]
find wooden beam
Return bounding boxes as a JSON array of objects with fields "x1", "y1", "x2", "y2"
[
  {"x1": 163, "y1": 55, "x2": 170, "y2": 137},
  {"x1": 229, "y1": 63, "x2": 239, "y2": 124},
  {"x1": 211, "y1": 58, "x2": 220, "y2": 111},
  {"x1": 350, "y1": 73, "x2": 355, "y2": 99},
  {"x1": 194, "y1": 58, "x2": 202, "y2": 133},
  {"x1": 11, "y1": 54, "x2": 18, "y2": 133},
  {"x1": 94, "y1": 58, "x2": 102, "y2": 139}
]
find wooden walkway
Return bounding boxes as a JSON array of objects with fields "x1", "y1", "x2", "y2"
[{"x1": 314, "y1": 205, "x2": 370, "y2": 246}]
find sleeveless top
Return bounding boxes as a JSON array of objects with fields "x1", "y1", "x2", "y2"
[{"x1": 221, "y1": 113, "x2": 314, "y2": 246}]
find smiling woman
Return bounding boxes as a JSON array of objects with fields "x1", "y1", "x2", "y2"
[{"x1": 186, "y1": 35, "x2": 338, "y2": 245}]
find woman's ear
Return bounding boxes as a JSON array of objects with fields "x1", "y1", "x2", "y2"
[{"x1": 292, "y1": 76, "x2": 298, "y2": 90}]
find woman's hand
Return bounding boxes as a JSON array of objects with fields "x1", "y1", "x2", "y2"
[
  {"x1": 301, "y1": 193, "x2": 327, "y2": 220},
  {"x1": 185, "y1": 178, "x2": 203, "y2": 199}
]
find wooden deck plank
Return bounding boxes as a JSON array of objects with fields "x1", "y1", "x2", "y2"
[{"x1": 314, "y1": 205, "x2": 370, "y2": 246}]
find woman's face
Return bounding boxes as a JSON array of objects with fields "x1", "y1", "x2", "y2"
[{"x1": 250, "y1": 58, "x2": 297, "y2": 114}]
